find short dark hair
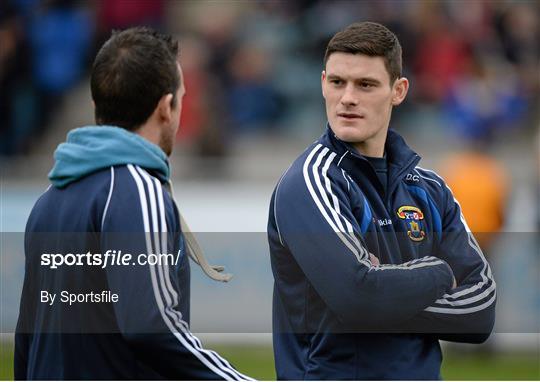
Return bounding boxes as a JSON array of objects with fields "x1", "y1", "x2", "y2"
[
  {"x1": 324, "y1": 22, "x2": 402, "y2": 84},
  {"x1": 91, "y1": 27, "x2": 180, "y2": 131}
]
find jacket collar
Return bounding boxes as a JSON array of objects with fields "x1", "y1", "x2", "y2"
[{"x1": 319, "y1": 124, "x2": 421, "y2": 193}]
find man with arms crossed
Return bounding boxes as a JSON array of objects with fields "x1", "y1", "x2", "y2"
[
  {"x1": 268, "y1": 22, "x2": 496, "y2": 380},
  {"x1": 15, "y1": 27, "x2": 252, "y2": 380}
]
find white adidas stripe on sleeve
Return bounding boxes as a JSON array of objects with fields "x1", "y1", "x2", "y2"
[{"x1": 128, "y1": 164, "x2": 254, "y2": 380}]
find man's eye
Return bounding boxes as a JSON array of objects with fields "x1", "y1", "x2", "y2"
[
  {"x1": 330, "y1": 79, "x2": 343, "y2": 85},
  {"x1": 360, "y1": 83, "x2": 374, "y2": 88}
]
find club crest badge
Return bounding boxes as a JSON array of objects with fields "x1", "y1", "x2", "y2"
[{"x1": 396, "y1": 206, "x2": 425, "y2": 242}]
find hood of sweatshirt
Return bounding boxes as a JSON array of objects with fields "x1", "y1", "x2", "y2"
[{"x1": 48, "y1": 125, "x2": 170, "y2": 188}]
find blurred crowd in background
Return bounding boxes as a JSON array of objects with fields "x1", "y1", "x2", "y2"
[
  {"x1": 1, "y1": 0, "x2": 539, "y2": 232},
  {"x1": 1, "y1": 0, "x2": 538, "y2": 156},
  {"x1": 0, "y1": 0, "x2": 539, "y2": 355}
]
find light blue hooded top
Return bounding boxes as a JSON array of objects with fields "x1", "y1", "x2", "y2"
[{"x1": 48, "y1": 125, "x2": 170, "y2": 188}]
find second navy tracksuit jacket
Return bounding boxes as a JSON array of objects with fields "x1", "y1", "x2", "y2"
[
  {"x1": 268, "y1": 126, "x2": 496, "y2": 380},
  {"x1": 15, "y1": 126, "x2": 252, "y2": 380}
]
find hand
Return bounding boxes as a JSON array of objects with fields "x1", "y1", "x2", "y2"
[{"x1": 369, "y1": 253, "x2": 380, "y2": 266}]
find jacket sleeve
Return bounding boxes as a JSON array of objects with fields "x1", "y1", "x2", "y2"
[
  {"x1": 101, "y1": 166, "x2": 253, "y2": 380},
  {"x1": 401, "y1": 176, "x2": 496, "y2": 343},
  {"x1": 14, "y1": 334, "x2": 29, "y2": 380},
  {"x1": 14, "y1": 275, "x2": 32, "y2": 380},
  {"x1": 272, "y1": 148, "x2": 455, "y2": 330},
  {"x1": 14, "y1": 233, "x2": 36, "y2": 380}
]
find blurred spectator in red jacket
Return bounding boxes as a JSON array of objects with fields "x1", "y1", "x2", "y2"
[{"x1": 412, "y1": 2, "x2": 471, "y2": 103}]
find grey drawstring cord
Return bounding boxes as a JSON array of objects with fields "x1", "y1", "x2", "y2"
[
  {"x1": 166, "y1": 181, "x2": 232, "y2": 282},
  {"x1": 179, "y1": 213, "x2": 233, "y2": 282}
]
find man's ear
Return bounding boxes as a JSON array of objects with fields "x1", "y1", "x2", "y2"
[
  {"x1": 321, "y1": 70, "x2": 326, "y2": 98},
  {"x1": 391, "y1": 77, "x2": 409, "y2": 106},
  {"x1": 156, "y1": 93, "x2": 174, "y2": 124}
]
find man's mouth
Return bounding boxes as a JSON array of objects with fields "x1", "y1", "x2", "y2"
[{"x1": 337, "y1": 112, "x2": 363, "y2": 120}]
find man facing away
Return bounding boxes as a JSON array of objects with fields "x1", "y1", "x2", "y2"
[
  {"x1": 15, "y1": 27, "x2": 252, "y2": 380},
  {"x1": 268, "y1": 22, "x2": 496, "y2": 380}
]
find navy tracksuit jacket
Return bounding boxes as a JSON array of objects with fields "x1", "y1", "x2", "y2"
[
  {"x1": 268, "y1": 127, "x2": 496, "y2": 380},
  {"x1": 15, "y1": 164, "x2": 251, "y2": 380}
]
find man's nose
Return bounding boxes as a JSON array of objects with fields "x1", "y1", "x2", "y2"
[{"x1": 340, "y1": 84, "x2": 358, "y2": 106}]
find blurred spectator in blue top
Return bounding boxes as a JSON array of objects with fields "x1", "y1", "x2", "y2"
[
  {"x1": 443, "y1": 53, "x2": 527, "y2": 143},
  {"x1": 28, "y1": 0, "x2": 93, "y2": 95},
  {"x1": 0, "y1": 1, "x2": 32, "y2": 156},
  {"x1": 227, "y1": 44, "x2": 284, "y2": 133}
]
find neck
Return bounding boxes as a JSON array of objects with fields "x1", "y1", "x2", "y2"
[
  {"x1": 135, "y1": 122, "x2": 161, "y2": 148},
  {"x1": 352, "y1": 128, "x2": 388, "y2": 158},
  {"x1": 353, "y1": 142, "x2": 384, "y2": 157}
]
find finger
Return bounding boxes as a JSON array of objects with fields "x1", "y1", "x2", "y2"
[{"x1": 369, "y1": 253, "x2": 380, "y2": 266}]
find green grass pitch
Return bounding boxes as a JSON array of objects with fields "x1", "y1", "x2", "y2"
[{"x1": 1, "y1": 342, "x2": 538, "y2": 380}]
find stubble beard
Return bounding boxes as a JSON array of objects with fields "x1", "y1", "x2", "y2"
[{"x1": 160, "y1": 130, "x2": 174, "y2": 157}]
